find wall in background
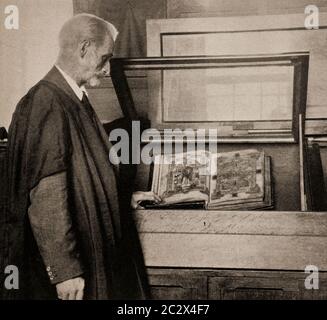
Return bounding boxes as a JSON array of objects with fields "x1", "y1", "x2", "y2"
[
  {"x1": 2, "y1": 1, "x2": 327, "y2": 128},
  {"x1": 73, "y1": 0, "x2": 167, "y2": 122},
  {"x1": 0, "y1": 0, "x2": 74, "y2": 129},
  {"x1": 73, "y1": 0, "x2": 167, "y2": 57},
  {"x1": 73, "y1": 0, "x2": 327, "y2": 58},
  {"x1": 74, "y1": 0, "x2": 327, "y2": 125},
  {"x1": 167, "y1": 0, "x2": 327, "y2": 18}
]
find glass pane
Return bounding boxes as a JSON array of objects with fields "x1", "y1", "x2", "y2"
[{"x1": 162, "y1": 65, "x2": 294, "y2": 122}]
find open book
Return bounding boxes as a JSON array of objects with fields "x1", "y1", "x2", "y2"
[{"x1": 149, "y1": 149, "x2": 273, "y2": 210}]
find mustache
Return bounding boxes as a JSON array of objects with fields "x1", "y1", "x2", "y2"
[{"x1": 94, "y1": 71, "x2": 107, "y2": 77}]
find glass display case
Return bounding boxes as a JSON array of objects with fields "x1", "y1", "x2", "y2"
[
  {"x1": 110, "y1": 53, "x2": 326, "y2": 212},
  {"x1": 110, "y1": 53, "x2": 309, "y2": 142}
]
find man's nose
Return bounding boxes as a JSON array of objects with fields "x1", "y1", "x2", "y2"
[{"x1": 102, "y1": 60, "x2": 110, "y2": 76}]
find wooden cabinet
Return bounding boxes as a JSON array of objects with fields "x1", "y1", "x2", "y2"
[
  {"x1": 148, "y1": 269, "x2": 207, "y2": 300},
  {"x1": 208, "y1": 271, "x2": 326, "y2": 300},
  {"x1": 147, "y1": 268, "x2": 327, "y2": 300},
  {"x1": 126, "y1": 14, "x2": 327, "y2": 301},
  {"x1": 135, "y1": 209, "x2": 327, "y2": 300},
  {"x1": 111, "y1": 23, "x2": 327, "y2": 299}
]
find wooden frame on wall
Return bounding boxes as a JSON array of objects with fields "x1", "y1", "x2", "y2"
[{"x1": 146, "y1": 13, "x2": 327, "y2": 123}]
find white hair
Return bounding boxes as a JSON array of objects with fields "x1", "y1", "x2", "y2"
[
  {"x1": 106, "y1": 20, "x2": 118, "y2": 42},
  {"x1": 58, "y1": 13, "x2": 118, "y2": 53}
]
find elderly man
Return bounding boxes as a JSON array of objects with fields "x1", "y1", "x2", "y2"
[{"x1": 5, "y1": 13, "x2": 160, "y2": 300}]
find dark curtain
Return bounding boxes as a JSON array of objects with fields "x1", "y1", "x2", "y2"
[{"x1": 73, "y1": 0, "x2": 167, "y2": 57}]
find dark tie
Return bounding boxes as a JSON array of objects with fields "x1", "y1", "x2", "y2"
[{"x1": 82, "y1": 92, "x2": 95, "y2": 121}]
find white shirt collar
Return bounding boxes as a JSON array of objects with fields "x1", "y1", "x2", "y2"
[{"x1": 55, "y1": 65, "x2": 88, "y2": 101}]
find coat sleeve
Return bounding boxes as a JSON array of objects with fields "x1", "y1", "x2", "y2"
[
  {"x1": 28, "y1": 172, "x2": 84, "y2": 285},
  {"x1": 24, "y1": 84, "x2": 83, "y2": 284}
]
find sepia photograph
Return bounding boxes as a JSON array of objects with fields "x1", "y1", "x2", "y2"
[{"x1": 1, "y1": 0, "x2": 327, "y2": 312}]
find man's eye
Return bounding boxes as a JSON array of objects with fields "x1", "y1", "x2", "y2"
[{"x1": 102, "y1": 56, "x2": 111, "y2": 63}]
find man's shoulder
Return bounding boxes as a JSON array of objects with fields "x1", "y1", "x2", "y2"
[
  {"x1": 12, "y1": 81, "x2": 67, "y2": 129},
  {"x1": 27, "y1": 80, "x2": 58, "y2": 102},
  {"x1": 24, "y1": 79, "x2": 70, "y2": 114},
  {"x1": 28, "y1": 66, "x2": 63, "y2": 99}
]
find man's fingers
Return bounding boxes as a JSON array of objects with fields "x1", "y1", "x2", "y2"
[
  {"x1": 58, "y1": 290, "x2": 79, "y2": 300},
  {"x1": 68, "y1": 290, "x2": 77, "y2": 300},
  {"x1": 56, "y1": 277, "x2": 85, "y2": 300},
  {"x1": 76, "y1": 279, "x2": 85, "y2": 300},
  {"x1": 144, "y1": 191, "x2": 162, "y2": 202},
  {"x1": 149, "y1": 194, "x2": 162, "y2": 203},
  {"x1": 134, "y1": 191, "x2": 162, "y2": 201},
  {"x1": 76, "y1": 289, "x2": 84, "y2": 300},
  {"x1": 153, "y1": 194, "x2": 162, "y2": 202},
  {"x1": 58, "y1": 292, "x2": 69, "y2": 300}
]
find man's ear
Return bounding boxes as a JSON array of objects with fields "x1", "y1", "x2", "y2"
[{"x1": 79, "y1": 40, "x2": 91, "y2": 58}]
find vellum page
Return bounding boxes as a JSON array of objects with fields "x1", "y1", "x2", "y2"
[
  {"x1": 152, "y1": 151, "x2": 211, "y2": 204},
  {"x1": 208, "y1": 156, "x2": 272, "y2": 210},
  {"x1": 209, "y1": 149, "x2": 265, "y2": 206},
  {"x1": 163, "y1": 65, "x2": 294, "y2": 122}
]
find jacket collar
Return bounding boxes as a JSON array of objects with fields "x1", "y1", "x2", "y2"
[
  {"x1": 54, "y1": 65, "x2": 88, "y2": 101},
  {"x1": 42, "y1": 66, "x2": 83, "y2": 107}
]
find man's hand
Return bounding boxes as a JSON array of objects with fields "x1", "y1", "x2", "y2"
[
  {"x1": 131, "y1": 191, "x2": 162, "y2": 209},
  {"x1": 56, "y1": 277, "x2": 85, "y2": 300}
]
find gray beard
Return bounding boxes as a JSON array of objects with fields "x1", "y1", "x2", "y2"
[{"x1": 88, "y1": 76, "x2": 101, "y2": 87}]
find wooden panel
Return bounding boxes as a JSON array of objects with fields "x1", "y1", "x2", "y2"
[
  {"x1": 167, "y1": 0, "x2": 327, "y2": 18},
  {"x1": 148, "y1": 269, "x2": 207, "y2": 300},
  {"x1": 207, "y1": 269, "x2": 327, "y2": 300},
  {"x1": 146, "y1": 268, "x2": 327, "y2": 300},
  {"x1": 306, "y1": 119, "x2": 327, "y2": 136},
  {"x1": 209, "y1": 275, "x2": 327, "y2": 300},
  {"x1": 209, "y1": 277, "x2": 298, "y2": 300},
  {"x1": 134, "y1": 210, "x2": 327, "y2": 236},
  {"x1": 138, "y1": 233, "x2": 327, "y2": 271}
]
